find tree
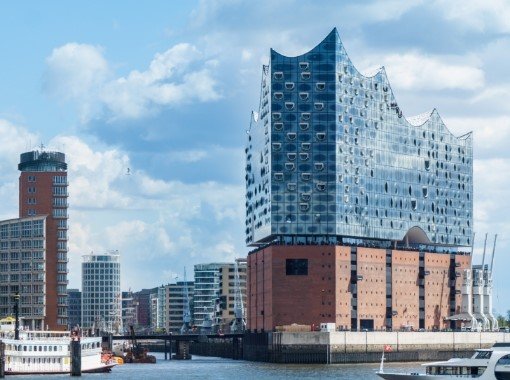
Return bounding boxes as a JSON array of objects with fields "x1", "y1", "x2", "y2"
[{"x1": 497, "y1": 314, "x2": 506, "y2": 328}]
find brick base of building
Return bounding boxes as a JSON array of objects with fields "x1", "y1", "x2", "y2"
[{"x1": 247, "y1": 244, "x2": 470, "y2": 332}]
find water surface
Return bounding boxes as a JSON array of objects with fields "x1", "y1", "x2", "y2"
[{"x1": 12, "y1": 353, "x2": 424, "y2": 379}]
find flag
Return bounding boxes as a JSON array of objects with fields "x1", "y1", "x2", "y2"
[{"x1": 384, "y1": 345, "x2": 393, "y2": 353}]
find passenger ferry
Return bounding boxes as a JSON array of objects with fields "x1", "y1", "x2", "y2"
[
  {"x1": 0, "y1": 320, "x2": 116, "y2": 375},
  {"x1": 377, "y1": 343, "x2": 510, "y2": 380}
]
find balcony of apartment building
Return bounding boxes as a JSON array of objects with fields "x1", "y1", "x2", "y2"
[
  {"x1": 52, "y1": 187, "x2": 69, "y2": 197},
  {"x1": 52, "y1": 209, "x2": 68, "y2": 219},
  {"x1": 52, "y1": 176, "x2": 68, "y2": 186}
]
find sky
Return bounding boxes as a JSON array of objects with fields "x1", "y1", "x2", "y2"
[{"x1": 0, "y1": 0, "x2": 509, "y2": 312}]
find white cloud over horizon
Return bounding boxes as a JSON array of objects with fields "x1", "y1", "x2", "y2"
[
  {"x1": 433, "y1": 0, "x2": 510, "y2": 33},
  {"x1": 44, "y1": 42, "x2": 221, "y2": 122},
  {"x1": 360, "y1": 52, "x2": 485, "y2": 92}
]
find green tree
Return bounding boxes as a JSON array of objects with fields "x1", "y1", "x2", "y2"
[{"x1": 497, "y1": 314, "x2": 506, "y2": 328}]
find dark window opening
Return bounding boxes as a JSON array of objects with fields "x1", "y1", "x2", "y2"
[{"x1": 286, "y1": 259, "x2": 308, "y2": 276}]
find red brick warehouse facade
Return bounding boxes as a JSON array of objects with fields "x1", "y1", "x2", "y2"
[
  {"x1": 18, "y1": 150, "x2": 69, "y2": 330},
  {"x1": 247, "y1": 245, "x2": 470, "y2": 332}
]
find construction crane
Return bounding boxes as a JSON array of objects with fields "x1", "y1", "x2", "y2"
[
  {"x1": 180, "y1": 267, "x2": 191, "y2": 334},
  {"x1": 231, "y1": 260, "x2": 246, "y2": 333}
]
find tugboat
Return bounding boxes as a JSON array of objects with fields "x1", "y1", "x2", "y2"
[{"x1": 114, "y1": 326, "x2": 156, "y2": 364}]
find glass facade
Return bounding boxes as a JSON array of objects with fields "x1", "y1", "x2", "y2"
[
  {"x1": 246, "y1": 28, "x2": 473, "y2": 247},
  {"x1": 81, "y1": 250, "x2": 121, "y2": 333}
]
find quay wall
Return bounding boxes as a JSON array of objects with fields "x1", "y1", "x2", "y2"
[
  {"x1": 142, "y1": 332, "x2": 510, "y2": 364},
  {"x1": 242, "y1": 331, "x2": 510, "y2": 364},
  {"x1": 279, "y1": 331, "x2": 510, "y2": 352}
]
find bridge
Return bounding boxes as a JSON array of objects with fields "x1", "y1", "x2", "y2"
[{"x1": 103, "y1": 333, "x2": 244, "y2": 360}]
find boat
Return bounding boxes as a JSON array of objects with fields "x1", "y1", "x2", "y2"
[
  {"x1": 377, "y1": 343, "x2": 510, "y2": 379},
  {"x1": 0, "y1": 322, "x2": 116, "y2": 375}
]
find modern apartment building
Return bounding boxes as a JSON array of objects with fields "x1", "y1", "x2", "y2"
[
  {"x1": 81, "y1": 250, "x2": 121, "y2": 333},
  {"x1": 121, "y1": 291, "x2": 136, "y2": 333},
  {"x1": 246, "y1": 28, "x2": 473, "y2": 332},
  {"x1": 164, "y1": 281, "x2": 194, "y2": 333},
  {"x1": 0, "y1": 216, "x2": 47, "y2": 330},
  {"x1": 193, "y1": 261, "x2": 247, "y2": 330},
  {"x1": 18, "y1": 149, "x2": 69, "y2": 330}
]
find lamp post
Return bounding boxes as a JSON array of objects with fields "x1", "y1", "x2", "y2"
[{"x1": 13, "y1": 293, "x2": 20, "y2": 340}]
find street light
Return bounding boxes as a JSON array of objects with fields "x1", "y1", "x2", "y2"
[{"x1": 13, "y1": 292, "x2": 20, "y2": 340}]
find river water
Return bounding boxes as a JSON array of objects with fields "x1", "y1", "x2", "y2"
[{"x1": 11, "y1": 353, "x2": 424, "y2": 379}]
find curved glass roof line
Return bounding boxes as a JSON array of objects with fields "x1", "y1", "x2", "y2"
[
  {"x1": 271, "y1": 28, "x2": 384, "y2": 80},
  {"x1": 270, "y1": 28, "x2": 472, "y2": 144}
]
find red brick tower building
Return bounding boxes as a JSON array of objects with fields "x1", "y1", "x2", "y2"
[{"x1": 18, "y1": 150, "x2": 68, "y2": 330}]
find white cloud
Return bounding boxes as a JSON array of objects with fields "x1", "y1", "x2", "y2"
[
  {"x1": 44, "y1": 43, "x2": 110, "y2": 122},
  {"x1": 473, "y1": 158, "x2": 510, "y2": 234},
  {"x1": 44, "y1": 42, "x2": 221, "y2": 122},
  {"x1": 346, "y1": 0, "x2": 424, "y2": 23},
  {"x1": 444, "y1": 116, "x2": 510, "y2": 159},
  {"x1": 433, "y1": 0, "x2": 510, "y2": 33},
  {"x1": 50, "y1": 135, "x2": 131, "y2": 208},
  {"x1": 361, "y1": 52, "x2": 484, "y2": 91},
  {"x1": 0, "y1": 120, "x2": 39, "y2": 217},
  {"x1": 468, "y1": 85, "x2": 510, "y2": 115}
]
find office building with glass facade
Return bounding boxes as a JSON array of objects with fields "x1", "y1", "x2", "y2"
[
  {"x1": 81, "y1": 250, "x2": 121, "y2": 333},
  {"x1": 246, "y1": 29, "x2": 473, "y2": 332}
]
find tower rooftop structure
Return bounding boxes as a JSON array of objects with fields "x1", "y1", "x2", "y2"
[
  {"x1": 245, "y1": 28, "x2": 473, "y2": 248},
  {"x1": 18, "y1": 150, "x2": 67, "y2": 172}
]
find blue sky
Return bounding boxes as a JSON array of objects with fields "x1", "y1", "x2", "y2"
[{"x1": 1, "y1": 0, "x2": 510, "y2": 313}]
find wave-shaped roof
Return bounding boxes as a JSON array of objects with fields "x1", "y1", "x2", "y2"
[{"x1": 270, "y1": 28, "x2": 471, "y2": 141}]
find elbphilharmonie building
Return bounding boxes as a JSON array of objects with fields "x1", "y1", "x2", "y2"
[
  {"x1": 245, "y1": 28, "x2": 472, "y2": 248},
  {"x1": 246, "y1": 29, "x2": 474, "y2": 332}
]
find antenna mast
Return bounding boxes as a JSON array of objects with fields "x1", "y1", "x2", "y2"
[
  {"x1": 231, "y1": 260, "x2": 246, "y2": 333},
  {"x1": 180, "y1": 267, "x2": 191, "y2": 334}
]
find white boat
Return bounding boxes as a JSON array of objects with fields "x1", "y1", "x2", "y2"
[
  {"x1": 0, "y1": 329, "x2": 116, "y2": 375},
  {"x1": 377, "y1": 343, "x2": 510, "y2": 380}
]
